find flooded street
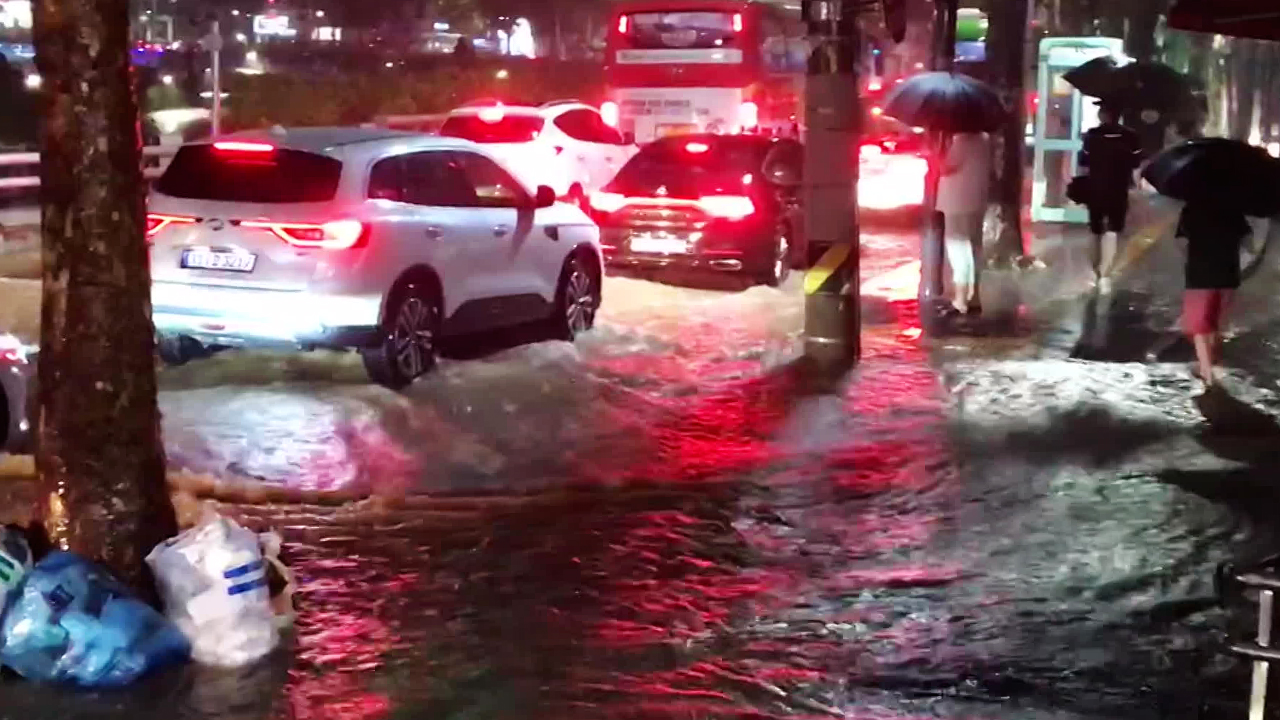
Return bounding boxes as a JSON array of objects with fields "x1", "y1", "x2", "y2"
[{"x1": 4, "y1": 226, "x2": 1280, "y2": 719}]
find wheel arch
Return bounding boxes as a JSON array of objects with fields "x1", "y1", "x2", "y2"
[
  {"x1": 568, "y1": 242, "x2": 603, "y2": 278},
  {"x1": 380, "y1": 264, "x2": 445, "y2": 327}
]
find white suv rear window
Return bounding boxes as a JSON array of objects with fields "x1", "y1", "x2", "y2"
[
  {"x1": 155, "y1": 145, "x2": 343, "y2": 203},
  {"x1": 440, "y1": 115, "x2": 545, "y2": 144}
]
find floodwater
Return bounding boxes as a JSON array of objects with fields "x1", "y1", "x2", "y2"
[{"x1": 3, "y1": 226, "x2": 1280, "y2": 719}]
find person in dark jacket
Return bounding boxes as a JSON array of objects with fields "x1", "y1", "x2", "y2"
[
  {"x1": 1177, "y1": 201, "x2": 1252, "y2": 388},
  {"x1": 1079, "y1": 103, "x2": 1143, "y2": 293}
]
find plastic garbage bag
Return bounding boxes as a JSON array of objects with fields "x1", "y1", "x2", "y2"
[
  {"x1": 259, "y1": 531, "x2": 296, "y2": 630},
  {"x1": 146, "y1": 514, "x2": 279, "y2": 667},
  {"x1": 0, "y1": 525, "x2": 33, "y2": 602},
  {"x1": 0, "y1": 552, "x2": 190, "y2": 686}
]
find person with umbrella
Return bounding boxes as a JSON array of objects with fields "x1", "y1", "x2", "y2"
[
  {"x1": 1079, "y1": 101, "x2": 1143, "y2": 293},
  {"x1": 1143, "y1": 138, "x2": 1280, "y2": 388},
  {"x1": 937, "y1": 130, "x2": 991, "y2": 315},
  {"x1": 1175, "y1": 201, "x2": 1251, "y2": 388},
  {"x1": 881, "y1": 72, "x2": 1004, "y2": 320}
]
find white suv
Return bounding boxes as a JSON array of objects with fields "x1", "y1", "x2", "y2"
[
  {"x1": 439, "y1": 101, "x2": 636, "y2": 208},
  {"x1": 147, "y1": 128, "x2": 604, "y2": 389}
]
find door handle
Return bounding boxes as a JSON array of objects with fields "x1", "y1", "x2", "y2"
[
  {"x1": 493, "y1": 225, "x2": 510, "y2": 238},
  {"x1": 424, "y1": 227, "x2": 443, "y2": 240}
]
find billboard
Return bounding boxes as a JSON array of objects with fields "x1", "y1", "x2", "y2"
[{"x1": 253, "y1": 13, "x2": 297, "y2": 37}]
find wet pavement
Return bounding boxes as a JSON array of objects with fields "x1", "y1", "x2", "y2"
[{"x1": 5, "y1": 212, "x2": 1280, "y2": 719}]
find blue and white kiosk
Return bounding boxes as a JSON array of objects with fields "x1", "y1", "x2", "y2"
[{"x1": 1031, "y1": 37, "x2": 1126, "y2": 223}]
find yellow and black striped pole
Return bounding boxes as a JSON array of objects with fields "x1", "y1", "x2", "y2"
[{"x1": 802, "y1": 0, "x2": 861, "y2": 371}]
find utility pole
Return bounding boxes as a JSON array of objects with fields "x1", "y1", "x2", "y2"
[
  {"x1": 801, "y1": 0, "x2": 861, "y2": 372},
  {"x1": 202, "y1": 16, "x2": 222, "y2": 136}
]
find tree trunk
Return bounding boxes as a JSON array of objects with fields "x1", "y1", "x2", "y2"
[
  {"x1": 32, "y1": 0, "x2": 175, "y2": 595},
  {"x1": 1230, "y1": 40, "x2": 1258, "y2": 141},
  {"x1": 985, "y1": 0, "x2": 1031, "y2": 262},
  {"x1": 1125, "y1": 0, "x2": 1163, "y2": 62}
]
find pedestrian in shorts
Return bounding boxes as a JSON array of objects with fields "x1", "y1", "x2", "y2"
[{"x1": 1176, "y1": 201, "x2": 1252, "y2": 388}]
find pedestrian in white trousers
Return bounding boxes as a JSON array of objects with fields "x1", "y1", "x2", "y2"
[{"x1": 937, "y1": 132, "x2": 992, "y2": 315}]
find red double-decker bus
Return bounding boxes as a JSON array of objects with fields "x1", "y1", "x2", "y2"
[{"x1": 602, "y1": 0, "x2": 807, "y2": 143}]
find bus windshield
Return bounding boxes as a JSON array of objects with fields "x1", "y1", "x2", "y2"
[{"x1": 624, "y1": 11, "x2": 740, "y2": 49}]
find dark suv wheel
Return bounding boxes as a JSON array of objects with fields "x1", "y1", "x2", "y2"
[{"x1": 758, "y1": 222, "x2": 792, "y2": 287}]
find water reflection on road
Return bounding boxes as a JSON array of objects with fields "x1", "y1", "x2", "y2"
[{"x1": 4, "y1": 229, "x2": 1278, "y2": 718}]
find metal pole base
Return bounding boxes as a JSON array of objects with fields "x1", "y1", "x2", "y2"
[{"x1": 803, "y1": 291, "x2": 858, "y2": 374}]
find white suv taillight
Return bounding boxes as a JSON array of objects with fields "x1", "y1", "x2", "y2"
[
  {"x1": 241, "y1": 219, "x2": 368, "y2": 249},
  {"x1": 145, "y1": 213, "x2": 196, "y2": 238}
]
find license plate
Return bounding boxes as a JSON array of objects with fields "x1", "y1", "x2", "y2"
[
  {"x1": 181, "y1": 249, "x2": 257, "y2": 272},
  {"x1": 630, "y1": 235, "x2": 689, "y2": 254}
]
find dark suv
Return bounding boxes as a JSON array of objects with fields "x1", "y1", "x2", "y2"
[{"x1": 589, "y1": 134, "x2": 804, "y2": 286}]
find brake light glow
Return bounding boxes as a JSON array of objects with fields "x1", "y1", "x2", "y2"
[
  {"x1": 685, "y1": 141, "x2": 710, "y2": 154},
  {"x1": 478, "y1": 105, "x2": 505, "y2": 124},
  {"x1": 242, "y1": 219, "x2": 368, "y2": 249},
  {"x1": 870, "y1": 106, "x2": 883, "y2": 116},
  {"x1": 589, "y1": 191, "x2": 628, "y2": 213},
  {"x1": 860, "y1": 144, "x2": 883, "y2": 158},
  {"x1": 618, "y1": 14, "x2": 629, "y2": 33},
  {"x1": 146, "y1": 213, "x2": 196, "y2": 237},
  {"x1": 738, "y1": 101, "x2": 759, "y2": 130},
  {"x1": 868, "y1": 80, "x2": 883, "y2": 92},
  {"x1": 699, "y1": 195, "x2": 755, "y2": 219},
  {"x1": 732, "y1": 12, "x2": 743, "y2": 32},
  {"x1": 212, "y1": 141, "x2": 275, "y2": 153},
  {"x1": 601, "y1": 101, "x2": 620, "y2": 128},
  {"x1": 590, "y1": 192, "x2": 756, "y2": 219}
]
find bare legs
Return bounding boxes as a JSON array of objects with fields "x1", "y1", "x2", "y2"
[
  {"x1": 1192, "y1": 333, "x2": 1218, "y2": 386},
  {"x1": 1091, "y1": 231, "x2": 1118, "y2": 293}
]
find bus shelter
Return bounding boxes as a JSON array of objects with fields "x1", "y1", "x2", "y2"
[{"x1": 1030, "y1": 37, "x2": 1124, "y2": 224}]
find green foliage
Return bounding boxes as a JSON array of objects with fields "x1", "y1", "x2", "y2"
[{"x1": 222, "y1": 61, "x2": 605, "y2": 130}]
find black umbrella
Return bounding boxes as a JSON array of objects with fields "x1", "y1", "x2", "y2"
[
  {"x1": 1062, "y1": 56, "x2": 1123, "y2": 98},
  {"x1": 1142, "y1": 138, "x2": 1280, "y2": 217},
  {"x1": 881, "y1": 71, "x2": 1005, "y2": 135},
  {"x1": 1064, "y1": 58, "x2": 1195, "y2": 114}
]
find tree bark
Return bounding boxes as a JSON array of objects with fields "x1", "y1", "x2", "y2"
[
  {"x1": 985, "y1": 0, "x2": 1031, "y2": 262},
  {"x1": 1230, "y1": 39, "x2": 1258, "y2": 141},
  {"x1": 32, "y1": 0, "x2": 175, "y2": 594},
  {"x1": 1125, "y1": 0, "x2": 1163, "y2": 62}
]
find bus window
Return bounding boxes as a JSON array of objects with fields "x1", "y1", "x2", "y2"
[{"x1": 625, "y1": 11, "x2": 741, "y2": 49}]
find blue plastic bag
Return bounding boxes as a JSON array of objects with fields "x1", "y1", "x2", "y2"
[{"x1": 0, "y1": 552, "x2": 190, "y2": 686}]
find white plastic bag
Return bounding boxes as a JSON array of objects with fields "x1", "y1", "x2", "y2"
[{"x1": 146, "y1": 513, "x2": 278, "y2": 667}]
